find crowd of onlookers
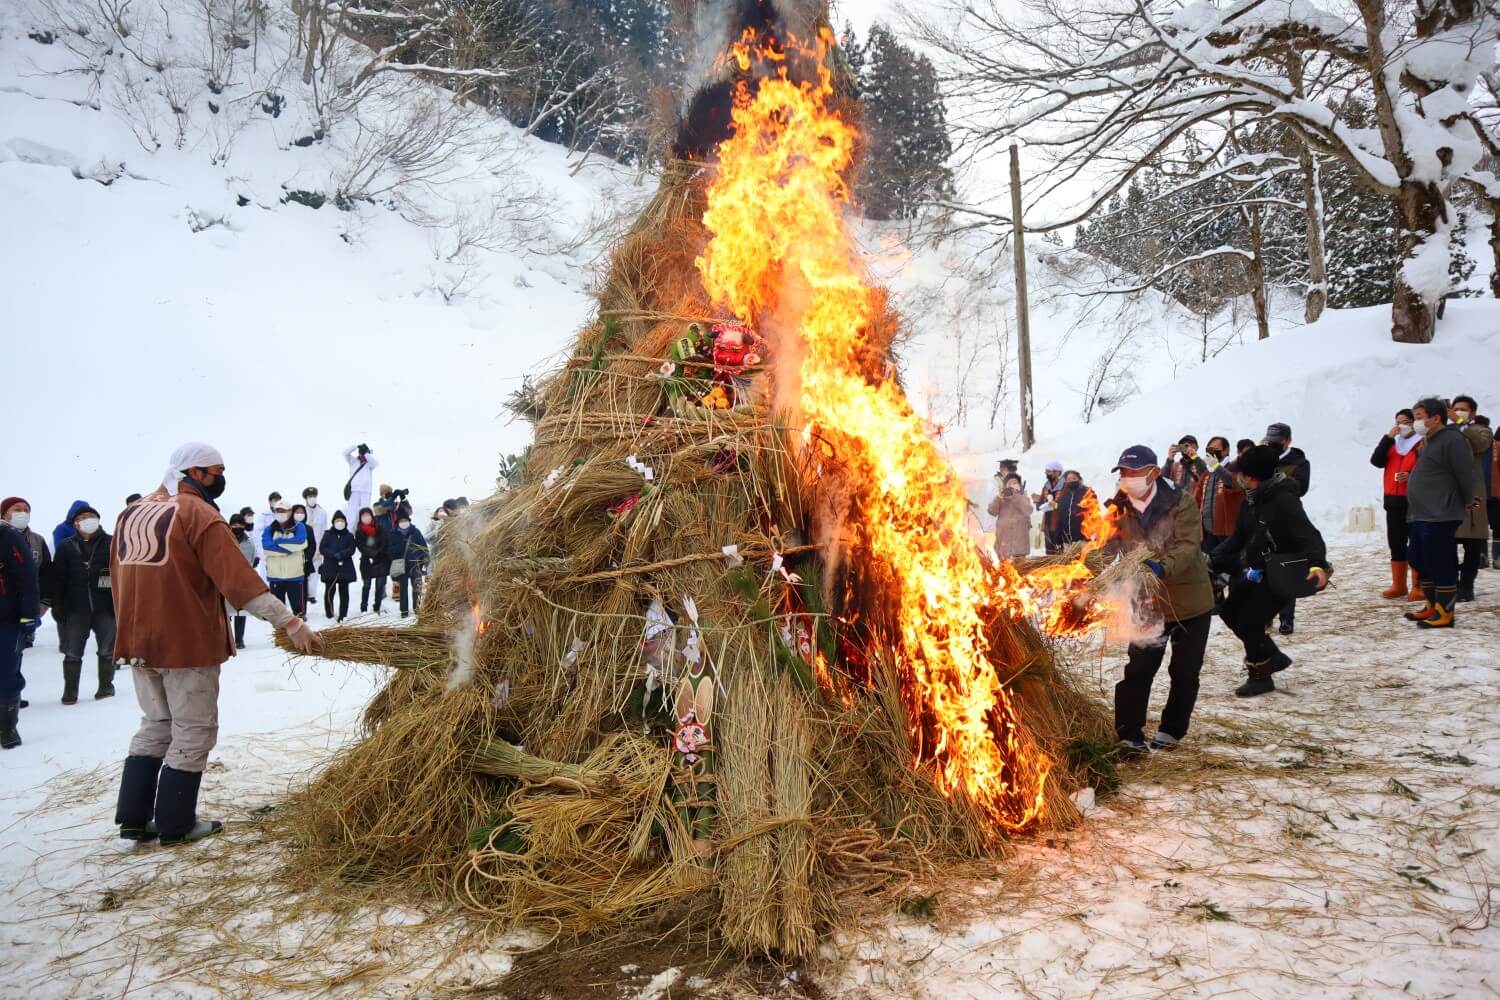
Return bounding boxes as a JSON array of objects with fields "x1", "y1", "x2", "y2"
[
  {"x1": 986, "y1": 396, "x2": 1494, "y2": 757},
  {"x1": 0, "y1": 443, "x2": 473, "y2": 724}
]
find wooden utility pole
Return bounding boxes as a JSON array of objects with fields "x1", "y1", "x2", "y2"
[{"x1": 1009, "y1": 142, "x2": 1035, "y2": 451}]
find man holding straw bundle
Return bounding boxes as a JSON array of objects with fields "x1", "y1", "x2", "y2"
[
  {"x1": 111, "y1": 443, "x2": 324, "y2": 845},
  {"x1": 1096, "y1": 445, "x2": 1215, "y2": 757}
]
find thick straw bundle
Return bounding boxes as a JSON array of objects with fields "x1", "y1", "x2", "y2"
[{"x1": 279, "y1": 163, "x2": 1113, "y2": 958}]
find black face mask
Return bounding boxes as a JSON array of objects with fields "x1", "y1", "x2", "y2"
[
  {"x1": 200, "y1": 472, "x2": 227, "y2": 500},
  {"x1": 1209, "y1": 450, "x2": 1226, "y2": 462}
]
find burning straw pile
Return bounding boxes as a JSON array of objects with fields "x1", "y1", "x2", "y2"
[{"x1": 276, "y1": 13, "x2": 1121, "y2": 960}]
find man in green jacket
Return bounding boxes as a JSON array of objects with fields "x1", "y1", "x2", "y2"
[{"x1": 1095, "y1": 445, "x2": 1216, "y2": 756}]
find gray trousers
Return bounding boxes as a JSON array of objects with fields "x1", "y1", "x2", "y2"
[
  {"x1": 128, "y1": 666, "x2": 221, "y2": 772},
  {"x1": 58, "y1": 609, "x2": 116, "y2": 664}
]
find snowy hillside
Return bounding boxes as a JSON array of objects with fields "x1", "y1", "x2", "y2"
[
  {"x1": 0, "y1": 0, "x2": 647, "y2": 524},
  {"x1": 3, "y1": 0, "x2": 1494, "y2": 543},
  {"x1": 857, "y1": 217, "x2": 1500, "y2": 533},
  {"x1": 943, "y1": 298, "x2": 1500, "y2": 533}
]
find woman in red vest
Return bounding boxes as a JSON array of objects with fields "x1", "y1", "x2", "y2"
[{"x1": 1370, "y1": 408, "x2": 1423, "y2": 599}]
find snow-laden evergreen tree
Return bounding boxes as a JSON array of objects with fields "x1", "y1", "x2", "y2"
[{"x1": 853, "y1": 25, "x2": 955, "y2": 220}]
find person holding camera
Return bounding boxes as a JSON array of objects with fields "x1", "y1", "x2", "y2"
[
  {"x1": 989, "y1": 471, "x2": 1032, "y2": 560},
  {"x1": 1210, "y1": 445, "x2": 1330, "y2": 698},
  {"x1": 387, "y1": 512, "x2": 429, "y2": 618}
]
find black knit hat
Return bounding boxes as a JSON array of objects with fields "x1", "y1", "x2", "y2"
[
  {"x1": 72, "y1": 504, "x2": 102, "y2": 522},
  {"x1": 1237, "y1": 444, "x2": 1279, "y2": 482}
]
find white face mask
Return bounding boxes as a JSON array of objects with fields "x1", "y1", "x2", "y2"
[
  {"x1": 76, "y1": 517, "x2": 101, "y2": 535},
  {"x1": 360, "y1": 515, "x2": 373, "y2": 525},
  {"x1": 276, "y1": 512, "x2": 292, "y2": 524},
  {"x1": 1118, "y1": 476, "x2": 1153, "y2": 499},
  {"x1": 6, "y1": 511, "x2": 29, "y2": 530},
  {"x1": 1397, "y1": 423, "x2": 1416, "y2": 438},
  {"x1": 294, "y1": 512, "x2": 306, "y2": 522},
  {"x1": 333, "y1": 520, "x2": 346, "y2": 530},
  {"x1": 399, "y1": 520, "x2": 411, "y2": 530}
]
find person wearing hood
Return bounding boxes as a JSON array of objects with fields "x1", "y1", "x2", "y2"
[
  {"x1": 1032, "y1": 461, "x2": 1066, "y2": 554},
  {"x1": 1371, "y1": 408, "x2": 1424, "y2": 600},
  {"x1": 989, "y1": 471, "x2": 1033, "y2": 561},
  {"x1": 1404, "y1": 397, "x2": 1486, "y2": 627},
  {"x1": 2, "y1": 496, "x2": 52, "y2": 710},
  {"x1": 355, "y1": 506, "x2": 390, "y2": 615},
  {"x1": 1091, "y1": 446, "x2": 1216, "y2": 755},
  {"x1": 227, "y1": 514, "x2": 257, "y2": 649},
  {"x1": 262, "y1": 502, "x2": 309, "y2": 613},
  {"x1": 52, "y1": 504, "x2": 117, "y2": 703},
  {"x1": 111, "y1": 443, "x2": 322, "y2": 845},
  {"x1": 388, "y1": 515, "x2": 429, "y2": 618},
  {"x1": 1056, "y1": 470, "x2": 1098, "y2": 545},
  {"x1": 342, "y1": 445, "x2": 378, "y2": 525},
  {"x1": 1211, "y1": 446, "x2": 1331, "y2": 696},
  {"x1": 318, "y1": 512, "x2": 357, "y2": 622},
  {"x1": 1450, "y1": 395, "x2": 1493, "y2": 602},
  {"x1": 0, "y1": 519, "x2": 40, "y2": 748},
  {"x1": 52, "y1": 499, "x2": 93, "y2": 552}
]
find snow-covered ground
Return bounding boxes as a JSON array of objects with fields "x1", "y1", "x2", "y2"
[
  {"x1": 3, "y1": 546, "x2": 1498, "y2": 998},
  {"x1": 6, "y1": 0, "x2": 1500, "y2": 995}
]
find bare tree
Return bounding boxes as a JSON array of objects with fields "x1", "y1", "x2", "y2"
[{"x1": 911, "y1": 0, "x2": 1500, "y2": 343}]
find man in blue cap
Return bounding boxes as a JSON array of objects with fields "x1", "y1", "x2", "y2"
[{"x1": 1090, "y1": 445, "x2": 1215, "y2": 756}]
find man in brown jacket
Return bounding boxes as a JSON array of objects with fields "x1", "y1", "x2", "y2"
[
  {"x1": 112, "y1": 442, "x2": 322, "y2": 845},
  {"x1": 1092, "y1": 445, "x2": 1215, "y2": 756}
]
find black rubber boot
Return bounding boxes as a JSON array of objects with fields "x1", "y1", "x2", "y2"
[
  {"x1": 0, "y1": 700, "x2": 20, "y2": 749},
  {"x1": 95, "y1": 656, "x2": 116, "y2": 699},
  {"x1": 234, "y1": 614, "x2": 247, "y2": 649},
  {"x1": 116, "y1": 755, "x2": 163, "y2": 840},
  {"x1": 1235, "y1": 661, "x2": 1276, "y2": 698},
  {"x1": 61, "y1": 659, "x2": 82, "y2": 705},
  {"x1": 1456, "y1": 574, "x2": 1476, "y2": 603},
  {"x1": 155, "y1": 765, "x2": 223, "y2": 845}
]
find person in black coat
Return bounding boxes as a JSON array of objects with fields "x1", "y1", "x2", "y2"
[
  {"x1": 387, "y1": 516, "x2": 429, "y2": 618},
  {"x1": 0, "y1": 521, "x2": 40, "y2": 748},
  {"x1": 318, "y1": 513, "x2": 358, "y2": 622},
  {"x1": 1262, "y1": 421, "x2": 1311, "y2": 634},
  {"x1": 354, "y1": 507, "x2": 390, "y2": 615},
  {"x1": 1055, "y1": 470, "x2": 1098, "y2": 545},
  {"x1": 1211, "y1": 446, "x2": 1331, "y2": 698},
  {"x1": 292, "y1": 504, "x2": 317, "y2": 617},
  {"x1": 51, "y1": 504, "x2": 117, "y2": 703}
]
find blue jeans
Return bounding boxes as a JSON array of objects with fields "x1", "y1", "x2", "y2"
[
  {"x1": 2, "y1": 624, "x2": 24, "y2": 702},
  {"x1": 1408, "y1": 520, "x2": 1461, "y2": 589}
]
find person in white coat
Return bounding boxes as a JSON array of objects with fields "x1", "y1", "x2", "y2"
[
  {"x1": 253, "y1": 491, "x2": 281, "y2": 583},
  {"x1": 301, "y1": 487, "x2": 329, "y2": 605},
  {"x1": 342, "y1": 445, "x2": 378, "y2": 525}
]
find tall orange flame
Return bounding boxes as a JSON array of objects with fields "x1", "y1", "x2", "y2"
[{"x1": 697, "y1": 30, "x2": 1049, "y2": 832}]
